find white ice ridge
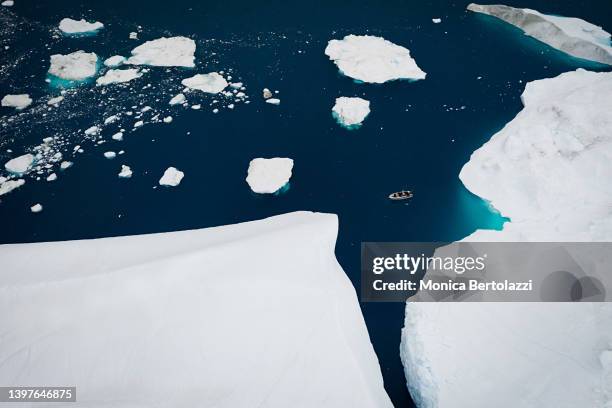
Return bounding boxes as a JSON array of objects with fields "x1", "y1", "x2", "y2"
[
  {"x1": 467, "y1": 4, "x2": 612, "y2": 65},
  {"x1": 159, "y1": 167, "x2": 184, "y2": 186},
  {"x1": 96, "y1": 68, "x2": 142, "y2": 86},
  {"x1": 58, "y1": 18, "x2": 104, "y2": 34},
  {"x1": 0, "y1": 212, "x2": 392, "y2": 408},
  {"x1": 1, "y1": 94, "x2": 32, "y2": 110},
  {"x1": 48, "y1": 51, "x2": 98, "y2": 81},
  {"x1": 325, "y1": 35, "x2": 426, "y2": 83},
  {"x1": 181, "y1": 73, "x2": 228, "y2": 94},
  {"x1": 246, "y1": 157, "x2": 293, "y2": 194},
  {"x1": 332, "y1": 97, "x2": 370, "y2": 127},
  {"x1": 104, "y1": 55, "x2": 126, "y2": 67},
  {"x1": 5, "y1": 154, "x2": 34, "y2": 174},
  {"x1": 401, "y1": 70, "x2": 612, "y2": 408},
  {"x1": 127, "y1": 37, "x2": 196, "y2": 67}
]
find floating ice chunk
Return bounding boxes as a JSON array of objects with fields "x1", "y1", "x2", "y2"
[
  {"x1": 0, "y1": 179, "x2": 24, "y2": 196},
  {"x1": 191, "y1": 104, "x2": 201, "y2": 110},
  {"x1": 5, "y1": 154, "x2": 34, "y2": 174},
  {"x1": 47, "y1": 96, "x2": 64, "y2": 106},
  {"x1": 104, "y1": 55, "x2": 126, "y2": 67},
  {"x1": 60, "y1": 161, "x2": 73, "y2": 170},
  {"x1": 332, "y1": 97, "x2": 370, "y2": 127},
  {"x1": 467, "y1": 4, "x2": 612, "y2": 65},
  {"x1": 1, "y1": 0, "x2": 14, "y2": 6},
  {"x1": 432, "y1": 18, "x2": 442, "y2": 23},
  {"x1": 84, "y1": 126, "x2": 100, "y2": 136},
  {"x1": 169, "y1": 93, "x2": 186, "y2": 105},
  {"x1": 46, "y1": 173, "x2": 57, "y2": 181},
  {"x1": 1, "y1": 94, "x2": 32, "y2": 110},
  {"x1": 118, "y1": 165, "x2": 132, "y2": 178},
  {"x1": 112, "y1": 132, "x2": 123, "y2": 141},
  {"x1": 104, "y1": 115, "x2": 119, "y2": 125},
  {"x1": 230, "y1": 82, "x2": 243, "y2": 89},
  {"x1": 49, "y1": 51, "x2": 98, "y2": 81},
  {"x1": 325, "y1": 35, "x2": 426, "y2": 83},
  {"x1": 129, "y1": 32, "x2": 138, "y2": 40},
  {"x1": 212, "y1": 108, "x2": 219, "y2": 113},
  {"x1": 159, "y1": 167, "x2": 184, "y2": 187},
  {"x1": 127, "y1": 37, "x2": 196, "y2": 67},
  {"x1": 103, "y1": 151, "x2": 116, "y2": 159},
  {"x1": 163, "y1": 116, "x2": 173, "y2": 123},
  {"x1": 262, "y1": 88, "x2": 273, "y2": 99},
  {"x1": 59, "y1": 18, "x2": 104, "y2": 35},
  {"x1": 133, "y1": 120, "x2": 144, "y2": 128},
  {"x1": 265, "y1": 98, "x2": 280, "y2": 105},
  {"x1": 246, "y1": 157, "x2": 293, "y2": 194},
  {"x1": 96, "y1": 68, "x2": 142, "y2": 86},
  {"x1": 30, "y1": 203, "x2": 43, "y2": 213},
  {"x1": 181, "y1": 73, "x2": 228, "y2": 94}
]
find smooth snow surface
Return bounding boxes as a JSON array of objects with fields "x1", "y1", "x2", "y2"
[
  {"x1": 246, "y1": 158, "x2": 293, "y2": 194},
  {"x1": 104, "y1": 55, "x2": 126, "y2": 67},
  {"x1": 325, "y1": 35, "x2": 426, "y2": 83},
  {"x1": 5, "y1": 154, "x2": 34, "y2": 174},
  {"x1": 181, "y1": 73, "x2": 228, "y2": 94},
  {"x1": 401, "y1": 70, "x2": 612, "y2": 408},
  {"x1": 48, "y1": 51, "x2": 98, "y2": 81},
  {"x1": 59, "y1": 18, "x2": 104, "y2": 34},
  {"x1": 332, "y1": 97, "x2": 370, "y2": 127},
  {"x1": 0, "y1": 212, "x2": 391, "y2": 408},
  {"x1": 1, "y1": 94, "x2": 32, "y2": 109},
  {"x1": 96, "y1": 68, "x2": 142, "y2": 86},
  {"x1": 127, "y1": 37, "x2": 196, "y2": 67},
  {"x1": 159, "y1": 167, "x2": 184, "y2": 186},
  {"x1": 467, "y1": 4, "x2": 612, "y2": 65}
]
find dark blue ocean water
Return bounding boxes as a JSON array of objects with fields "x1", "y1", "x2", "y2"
[{"x1": 1, "y1": 0, "x2": 611, "y2": 406}]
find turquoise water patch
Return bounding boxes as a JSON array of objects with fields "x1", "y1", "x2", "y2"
[
  {"x1": 331, "y1": 111, "x2": 364, "y2": 130},
  {"x1": 457, "y1": 185, "x2": 508, "y2": 232},
  {"x1": 273, "y1": 182, "x2": 291, "y2": 195}
]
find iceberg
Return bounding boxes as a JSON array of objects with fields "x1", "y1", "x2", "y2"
[
  {"x1": 332, "y1": 97, "x2": 370, "y2": 128},
  {"x1": 246, "y1": 157, "x2": 293, "y2": 194},
  {"x1": 58, "y1": 18, "x2": 104, "y2": 35},
  {"x1": 30, "y1": 203, "x2": 43, "y2": 213},
  {"x1": 103, "y1": 151, "x2": 116, "y2": 159},
  {"x1": 159, "y1": 167, "x2": 184, "y2": 186},
  {"x1": 47, "y1": 96, "x2": 64, "y2": 106},
  {"x1": 324, "y1": 35, "x2": 426, "y2": 83},
  {"x1": 0, "y1": 179, "x2": 24, "y2": 196},
  {"x1": 401, "y1": 70, "x2": 612, "y2": 408},
  {"x1": 96, "y1": 68, "x2": 142, "y2": 86},
  {"x1": 5, "y1": 153, "x2": 34, "y2": 174},
  {"x1": 181, "y1": 73, "x2": 228, "y2": 94},
  {"x1": 126, "y1": 37, "x2": 196, "y2": 67},
  {"x1": 467, "y1": 4, "x2": 612, "y2": 65},
  {"x1": 1, "y1": 94, "x2": 32, "y2": 110},
  {"x1": 104, "y1": 55, "x2": 126, "y2": 67},
  {"x1": 48, "y1": 51, "x2": 99, "y2": 81},
  {"x1": 0, "y1": 212, "x2": 392, "y2": 408},
  {"x1": 118, "y1": 165, "x2": 132, "y2": 178},
  {"x1": 1, "y1": 0, "x2": 14, "y2": 6},
  {"x1": 265, "y1": 98, "x2": 281, "y2": 105},
  {"x1": 169, "y1": 93, "x2": 186, "y2": 106}
]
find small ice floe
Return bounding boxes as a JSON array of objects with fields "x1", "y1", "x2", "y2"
[
  {"x1": 127, "y1": 37, "x2": 196, "y2": 67},
  {"x1": 134, "y1": 120, "x2": 144, "y2": 128},
  {"x1": 112, "y1": 132, "x2": 123, "y2": 141},
  {"x1": 46, "y1": 173, "x2": 57, "y2": 181},
  {"x1": 84, "y1": 125, "x2": 100, "y2": 136},
  {"x1": 104, "y1": 55, "x2": 126, "y2": 67},
  {"x1": 262, "y1": 88, "x2": 273, "y2": 99},
  {"x1": 432, "y1": 18, "x2": 442, "y2": 23},
  {"x1": 265, "y1": 98, "x2": 280, "y2": 105},
  {"x1": 163, "y1": 116, "x2": 173, "y2": 123},
  {"x1": 325, "y1": 35, "x2": 426, "y2": 83},
  {"x1": 212, "y1": 108, "x2": 219, "y2": 113},
  {"x1": 60, "y1": 161, "x2": 73, "y2": 170},
  {"x1": 181, "y1": 73, "x2": 228, "y2": 94},
  {"x1": 104, "y1": 115, "x2": 119, "y2": 124},
  {"x1": 129, "y1": 32, "x2": 138, "y2": 40},
  {"x1": 246, "y1": 157, "x2": 293, "y2": 194},
  {"x1": 58, "y1": 18, "x2": 104, "y2": 35},
  {"x1": 169, "y1": 93, "x2": 186, "y2": 106},
  {"x1": 1, "y1": 0, "x2": 14, "y2": 6},
  {"x1": 159, "y1": 167, "x2": 184, "y2": 187},
  {"x1": 1, "y1": 94, "x2": 32, "y2": 110},
  {"x1": 332, "y1": 96, "x2": 370, "y2": 128},
  {"x1": 96, "y1": 68, "x2": 142, "y2": 86},
  {"x1": 5, "y1": 154, "x2": 34, "y2": 174},
  {"x1": 47, "y1": 95, "x2": 64, "y2": 106},
  {"x1": 48, "y1": 51, "x2": 98, "y2": 81},
  {"x1": 0, "y1": 179, "x2": 24, "y2": 196},
  {"x1": 118, "y1": 165, "x2": 132, "y2": 178},
  {"x1": 230, "y1": 82, "x2": 243, "y2": 89},
  {"x1": 103, "y1": 151, "x2": 116, "y2": 159},
  {"x1": 227, "y1": 104, "x2": 235, "y2": 109},
  {"x1": 30, "y1": 203, "x2": 43, "y2": 213}
]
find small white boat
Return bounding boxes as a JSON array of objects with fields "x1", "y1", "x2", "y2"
[{"x1": 388, "y1": 190, "x2": 413, "y2": 200}]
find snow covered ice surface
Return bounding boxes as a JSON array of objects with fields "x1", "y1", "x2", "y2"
[
  {"x1": 401, "y1": 70, "x2": 612, "y2": 408},
  {"x1": 118, "y1": 165, "x2": 132, "y2": 178},
  {"x1": 265, "y1": 98, "x2": 280, "y2": 105},
  {"x1": 48, "y1": 51, "x2": 99, "y2": 81},
  {"x1": 96, "y1": 68, "x2": 142, "y2": 86},
  {"x1": 181, "y1": 73, "x2": 228, "y2": 94},
  {"x1": 127, "y1": 36, "x2": 196, "y2": 67},
  {"x1": 0, "y1": 179, "x2": 24, "y2": 196},
  {"x1": 30, "y1": 203, "x2": 43, "y2": 213},
  {"x1": 332, "y1": 97, "x2": 370, "y2": 128},
  {"x1": 104, "y1": 55, "x2": 126, "y2": 67},
  {"x1": 5, "y1": 153, "x2": 34, "y2": 174},
  {"x1": 159, "y1": 166, "x2": 184, "y2": 186},
  {"x1": 169, "y1": 93, "x2": 186, "y2": 105},
  {"x1": 1, "y1": 0, "x2": 14, "y2": 7},
  {"x1": 246, "y1": 158, "x2": 293, "y2": 194},
  {"x1": 325, "y1": 35, "x2": 426, "y2": 83},
  {"x1": 467, "y1": 4, "x2": 612, "y2": 65},
  {"x1": 1, "y1": 94, "x2": 32, "y2": 109},
  {"x1": 58, "y1": 18, "x2": 104, "y2": 35}
]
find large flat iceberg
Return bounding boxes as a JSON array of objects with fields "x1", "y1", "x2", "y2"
[
  {"x1": 48, "y1": 51, "x2": 99, "y2": 81},
  {"x1": 246, "y1": 157, "x2": 293, "y2": 194},
  {"x1": 181, "y1": 72, "x2": 228, "y2": 94},
  {"x1": 59, "y1": 18, "x2": 104, "y2": 35},
  {"x1": 467, "y1": 4, "x2": 612, "y2": 65},
  {"x1": 401, "y1": 70, "x2": 612, "y2": 408},
  {"x1": 1, "y1": 94, "x2": 32, "y2": 110},
  {"x1": 332, "y1": 96, "x2": 370, "y2": 128},
  {"x1": 127, "y1": 37, "x2": 196, "y2": 68},
  {"x1": 325, "y1": 35, "x2": 426, "y2": 83},
  {"x1": 0, "y1": 212, "x2": 392, "y2": 408}
]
